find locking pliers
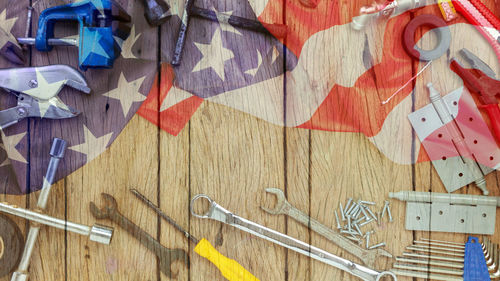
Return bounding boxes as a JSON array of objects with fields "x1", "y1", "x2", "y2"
[{"x1": 0, "y1": 65, "x2": 90, "y2": 129}]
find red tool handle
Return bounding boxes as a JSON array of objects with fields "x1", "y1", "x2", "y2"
[
  {"x1": 482, "y1": 104, "x2": 500, "y2": 143},
  {"x1": 466, "y1": 0, "x2": 500, "y2": 30},
  {"x1": 452, "y1": 0, "x2": 500, "y2": 64},
  {"x1": 452, "y1": 0, "x2": 499, "y2": 29}
]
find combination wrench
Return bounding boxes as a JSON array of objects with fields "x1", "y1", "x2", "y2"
[
  {"x1": 190, "y1": 194, "x2": 397, "y2": 281},
  {"x1": 90, "y1": 193, "x2": 189, "y2": 279},
  {"x1": 261, "y1": 188, "x2": 392, "y2": 268}
]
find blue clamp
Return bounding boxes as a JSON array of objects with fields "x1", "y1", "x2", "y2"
[
  {"x1": 464, "y1": 236, "x2": 491, "y2": 281},
  {"x1": 35, "y1": 0, "x2": 131, "y2": 70}
]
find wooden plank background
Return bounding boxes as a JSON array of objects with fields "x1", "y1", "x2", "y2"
[{"x1": 0, "y1": 0, "x2": 500, "y2": 280}]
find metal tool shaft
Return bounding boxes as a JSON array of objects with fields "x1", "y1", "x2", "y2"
[
  {"x1": 172, "y1": 2, "x2": 286, "y2": 66},
  {"x1": 261, "y1": 188, "x2": 391, "y2": 268},
  {"x1": 393, "y1": 263, "x2": 463, "y2": 276},
  {"x1": 16, "y1": 37, "x2": 78, "y2": 47},
  {"x1": 22, "y1": 7, "x2": 33, "y2": 50},
  {"x1": 413, "y1": 240, "x2": 465, "y2": 249},
  {"x1": 391, "y1": 269, "x2": 463, "y2": 281},
  {"x1": 171, "y1": 0, "x2": 195, "y2": 65},
  {"x1": 130, "y1": 189, "x2": 199, "y2": 244},
  {"x1": 191, "y1": 195, "x2": 396, "y2": 281},
  {"x1": 12, "y1": 138, "x2": 66, "y2": 281},
  {"x1": 402, "y1": 252, "x2": 464, "y2": 263},
  {"x1": 395, "y1": 257, "x2": 463, "y2": 269},
  {"x1": 389, "y1": 191, "x2": 500, "y2": 206},
  {"x1": 0, "y1": 202, "x2": 93, "y2": 236},
  {"x1": 190, "y1": 7, "x2": 286, "y2": 37}
]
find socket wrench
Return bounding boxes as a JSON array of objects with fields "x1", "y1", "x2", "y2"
[{"x1": 5, "y1": 138, "x2": 112, "y2": 281}]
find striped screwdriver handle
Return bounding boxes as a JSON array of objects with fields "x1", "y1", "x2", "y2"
[
  {"x1": 466, "y1": 0, "x2": 500, "y2": 29},
  {"x1": 453, "y1": 0, "x2": 500, "y2": 64}
]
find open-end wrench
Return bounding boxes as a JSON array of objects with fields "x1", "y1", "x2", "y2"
[
  {"x1": 261, "y1": 188, "x2": 392, "y2": 268},
  {"x1": 90, "y1": 193, "x2": 189, "y2": 279},
  {"x1": 191, "y1": 194, "x2": 397, "y2": 281}
]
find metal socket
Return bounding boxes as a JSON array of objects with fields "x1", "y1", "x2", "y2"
[{"x1": 89, "y1": 224, "x2": 114, "y2": 245}]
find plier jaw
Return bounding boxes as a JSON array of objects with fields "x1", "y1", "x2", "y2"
[
  {"x1": 451, "y1": 48, "x2": 500, "y2": 142},
  {"x1": 0, "y1": 65, "x2": 90, "y2": 129},
  {"x1": 451, "y1": 62, "x2": 498, "y2": 105},
  {"x1": 450, "y1": 49, "x2": 500, "y2": 105}
]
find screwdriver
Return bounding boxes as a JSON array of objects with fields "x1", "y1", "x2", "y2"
[{"x1": 130, "y1": 189, "x2": 259, "y2": 281}]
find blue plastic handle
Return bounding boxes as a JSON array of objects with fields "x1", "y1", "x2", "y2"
[{"x1": 464, "y1": 236, "x2": 490, "y2": 281}]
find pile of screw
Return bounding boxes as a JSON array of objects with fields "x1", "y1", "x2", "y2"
[{"x1": 334, "y1": 198, "x2": 393, "y2": 249}]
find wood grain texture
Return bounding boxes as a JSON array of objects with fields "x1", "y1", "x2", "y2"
[
  {"x1": 0, "y1": 0, "x2": 500, "y2": 281},
  {"x1": 0, "y1": 1, "x2": 27, "y2": 280}
]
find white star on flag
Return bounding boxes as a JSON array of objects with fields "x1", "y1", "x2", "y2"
[
  {"x1": 0, "y1": 130, "x2": 27, "y2": 164},
  {"x1": 245, "y1": 49, "x2": 262, "y2": 77},
  {"x1": 23, "y1": 69, "x2": 68, "y2": 117},
  {"x1": 0, "y1": 9, "x2": 18, "y2": 34},
  {"x1": 192, "y1": 28, "x2": 235, "y2": 81},
  {"x1": 69, "y1": 125, "x2": 113, "y2": 164},
  {"x1": 104, "y1": 72, "x2": 146, "y2": 117},
  {"x1": 271, "y1": 45, "x2": 280, "y2": 65},
  {"x1": 121, "y1": 25, "x2": 142, "y2": 59},
  {"x1": 160, "y1": 86, "x2": 193, "y2": 112},
  {"x1": 211, "y1": 8, "x2": 242, "y2": 36},
  {"x1": 0, "y1": 145, "x2": 10, "y2": 167},
  {"x1": 169, "y1": 0, "x2": 184, "y2": 18}
]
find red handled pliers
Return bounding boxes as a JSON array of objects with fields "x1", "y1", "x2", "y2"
[{"x1": 451, "y1": 48, "x2": 500, "y2": 142}]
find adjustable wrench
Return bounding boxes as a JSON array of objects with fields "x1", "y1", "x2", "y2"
[
  {"x1": 261, "y1": 188, "x2": 392, "y2": 268},
  {"x1": 90, "y1": 193, "x2": 189, "y2": 279},
  {"x1": 191, "y1": 194, "x2": 397, "y2": 281}
]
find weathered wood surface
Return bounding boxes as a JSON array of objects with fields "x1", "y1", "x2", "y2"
[{"x1": 0, "y1": 0, "x2": 499, "y2": 280}]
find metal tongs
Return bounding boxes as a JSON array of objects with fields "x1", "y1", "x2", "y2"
[
  {"x1": 191, "y1": 194, "x2": 397, "y2": 281},
  {"x1": 0, "y1": 65, "x2": 90, "y2": 129}
]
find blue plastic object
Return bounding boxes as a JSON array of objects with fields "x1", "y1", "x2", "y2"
[
  {"x1": 35, "y1": 0, "x2": 130, "y2": 70},
  {"x1": 464, "y1": 236, "x2": 490, "y2": 281}
]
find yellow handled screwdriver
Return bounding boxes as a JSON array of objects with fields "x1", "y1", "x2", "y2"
[{"x1": 130, "y1": 189, "x2": 259, "y2": 281}]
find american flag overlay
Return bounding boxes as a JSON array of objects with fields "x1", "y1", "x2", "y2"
[
  {"x1": 139, "y1": 0, "x2": 499, "y2": 165},
  {"x1": 0, "y1": 0, "x2": 156, "y2": 194}
]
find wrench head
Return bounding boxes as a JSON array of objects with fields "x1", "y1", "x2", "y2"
[
  {"x1": 360, "y1": 248, "x2": 393, "y2": 272},
  {"x1": 158, "y1": 248, "x2": 190, "y2": 279},
  {"x1": 375, "y1": 248, "x2": 393, "y2": 260},
  {"x1": 260, "y1": 188, "x2": 287, "y2": 215},
  {"x1": 89, "y1": 193, "x2": 118, "y2": 220}
]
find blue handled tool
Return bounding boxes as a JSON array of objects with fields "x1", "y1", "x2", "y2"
[
  {"x1": 464, "y1": 237, "x2": 491, "y2": 281},
  {"x1": 17, "y1": 0, "x2": 131, "y2": 70},
  {"x1": 391, "y1": 237, "x2": 499, "y2": 280}
]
